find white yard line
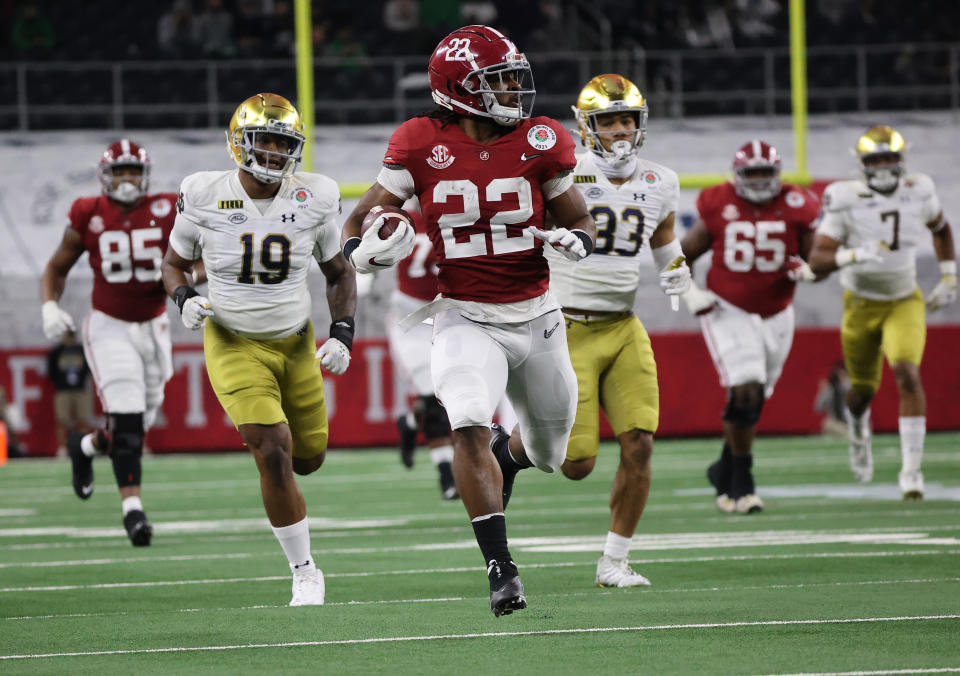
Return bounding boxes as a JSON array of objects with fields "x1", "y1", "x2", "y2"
[
  {"x1": 2, "y1": 614, "x2": 958, "y2": 660},
  {"x1": 2, "y1": 550, "x2": 958, "y2": 593},
  {"x1": 5, "y1": 577, "x2": 957, "y2": 622}
]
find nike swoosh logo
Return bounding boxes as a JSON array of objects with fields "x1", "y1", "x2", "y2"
[
  {"x1": 543, "y1": 321, "x2": 560, "y2": 339},
  {"x1": 521, "y1": 153, "x2": 544, "y2": 161},
  {"x1": 368, "y1": 257, "x2": 391, "y2": 267}
]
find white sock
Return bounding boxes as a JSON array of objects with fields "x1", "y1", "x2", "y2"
[
  {"x1": 430, "y1": 444, "x2": 454, "y2": 465},
  {"x1": 846, "y1": 408, "x2": 871, "y2": 441},
  {"x1": 603, "y1": 531, "x2": 631, "y2": 560},
  {"x1": 80, "y1": 433, "x2": 98, "y2": 457},
  {"x1": 272, "y1": 517, "x2": 315, "y2": 572},
  {"x1": 121, "y1": 496, "x2": 143, "y2": 516},
  {"x1": 898, "y1": 416, "x2": 925, "y2": 474}
]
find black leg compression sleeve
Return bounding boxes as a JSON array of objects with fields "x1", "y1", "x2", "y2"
[
  {"x1": 108, "y1": 413, "x2": 145, "y2": 487},
  {"x1": 417, "y1": 395, "x2": 451, "y2": 440},
  {"x1": 722, "y1": 387, "x2": 766, "y2": 428}
]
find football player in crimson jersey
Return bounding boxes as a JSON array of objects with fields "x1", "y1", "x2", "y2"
[
  {"x1": 809, "y1": 126, "x2": 956, "y2": 499},
  {"x1": 41, "y1": 139, "x2": 201, "y2": 546},
  {"x1": 680, "y1": 140, "x2": 821, "y2": 514},
  {"x1": 340, "y1": 25, "x2": 596, "y2": 616}
]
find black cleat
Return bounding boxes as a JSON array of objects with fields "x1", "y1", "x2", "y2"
[
  {"x1": 438, "y1": 461, "x2": 459, "y2": 501},
  {"x1": 68, "y1": 430, "x2": 94, "y2": 500},
  {"x1": 123, "y1": 510, "x2": 153, "y2": 547},
  {"x1": 397, "y1": 415, "x2": 417, "y2": 469},
  {"x1": 487, "y1": 560, "x2": 526, "y2": 617},
  {"x1": 489, "y1": 424, "x2": 517, "y2": 508}
]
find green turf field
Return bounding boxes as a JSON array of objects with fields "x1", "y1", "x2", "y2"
[{"x1": 1, "y1": 433, "x2": 958, "y2": 675}]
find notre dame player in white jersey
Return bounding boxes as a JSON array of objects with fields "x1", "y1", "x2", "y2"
[
  {"x1": 161, "y1": 93, "x2": 357, "y2": 606},
  {"x1": 543, "y1": 74, "x2": 690, "y2": 587},
  {"x1": 809, "y1": 125, "x2": 956, "y2": 499}
]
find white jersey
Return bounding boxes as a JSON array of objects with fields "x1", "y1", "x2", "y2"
[
  {"x1": 818, "y1": 174, "x2": 941, "y2": 301},
  {"x1": 546, "y1": 153, "x2": 679, "y2": 312},
  {"x1": 170, "y1": 170, "x2": 342, "y2": 339}
]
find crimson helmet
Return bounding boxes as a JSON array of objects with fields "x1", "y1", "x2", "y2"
[
  {"x1": 732, "y1": 139, "x2": 781, "y2": 203},
  {"x1": 428, "y1": 25, "x2": 535, "y2": 126},
  {"x1": 99, "y1": 139, "x2": 150, "y2": 204}
]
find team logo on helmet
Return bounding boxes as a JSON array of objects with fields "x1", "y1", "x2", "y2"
[
  {"x1": 427, "y1": 144, "x2": 455, "y2": 170},
  {"x1": 527, "y1": 125, "x2": 557, "y2": 151}
]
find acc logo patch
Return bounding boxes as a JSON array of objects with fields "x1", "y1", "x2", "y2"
[
  {"x1": 427, "y1": 144, "x2": 455, "y2": 170},
  {"x1": 150, "y1": 199, "x2": 172, "y2": 218},
  {"x1": 228, "y1": 212, "x2": 247, "y2": 224},
  {"x1": 586, "y1": 187, "x2": 604, "y2": 199},
  {"x1": 722, "y1": 203, "x2": 740, "y2": 221},
  {"x1": 527, "y1": 124, "x2": 557, "y2": 151},
  {"x1": 785, "y1": 191, "x2": 805, "y2": 208},
  {"x1": 89, "y1": 215, "x2": 105, "y2": 234}
]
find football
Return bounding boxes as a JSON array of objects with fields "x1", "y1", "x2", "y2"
[{"x1": 361, "y1": 205, "x2": 412, "y2": 240}]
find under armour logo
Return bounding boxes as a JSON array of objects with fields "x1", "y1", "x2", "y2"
[
  {"x1": 281, "y1": 213, "x2": 296, "y2": 222},
  {"x1": 543, "y1": 321, "x2": 560, "y2": 339},
  {"x1": 633, "y1": 193, "x2": 646, "y2": 201}
]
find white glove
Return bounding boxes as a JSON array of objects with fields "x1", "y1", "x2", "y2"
[
  {"x1": 351, "y1": 218, "x2": 416, "y2": 273},
  {"x1": 527, "y1": 226, "x2": 589, "y2": 261},
  {"x1": 835, "y1": 241, "x2": 887, "y2": 267},
  {"x1": 659, "y1": 258, "x2": 692, "y2": 296},
  {"x1": 927, "y1": 274, "x2": 957, "y2": 311},
  {"x1": 785, "y1": 255, "x2": 816, "y2": 282},
  {"x1": 315, "y1": 338, "x2": 351, "y2": 375},
  {"x1": 181, "y1": 296, "x2": 213, "y2": 330},
  {"x1": 680, "y1": 282, "x2": 719, "y2": 316},
  {"x1": 42, "y1": 300, "x2": 75, "y2": 341}
]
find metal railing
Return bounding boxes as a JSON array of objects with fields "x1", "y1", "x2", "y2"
[{"x1": 1, "y1": 42, "x2": 957, "y2": 130}]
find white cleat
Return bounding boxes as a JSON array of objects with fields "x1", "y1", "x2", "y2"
[
  {"x1": 898, "y1": 469, "x2": 924, "y2": 500},
  {"x1": 735, "y1": 494, "x2": 764, "y2": 514},
  {"x1": 596, "y1": 555, "x2": 651, "y2": 588},
  {"x1": 848, "y1": 438, "x2": 873, "y2": 483},
  {"x1": 716, "y1": 494, "x2": 736, "y2": 513},
  {"x1": 289, "y1": 567, "x2": 325, "y2": 606}
]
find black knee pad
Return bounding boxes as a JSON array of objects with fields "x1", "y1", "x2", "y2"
[
  {"x1": 108, "y1": 413, "x2": 144, "y2": 487},
  {"x1": 418, "y1": 395, "x2": 451, "y2": 440},
  {"x1": 722, "y1": 388, "x2": 765, "y2": 428}
]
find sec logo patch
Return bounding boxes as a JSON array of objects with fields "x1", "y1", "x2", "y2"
[
  {"x1": 427, "y1": 144, "x2": 455, "y2": 170},
  {"x1": 785, "y1": 191, "x2": 806, "y2": 208},
  {"x1": 150, "y1": 199, "x2": 172, "y2": 217},
  {"x1": 527, "y1": 124, "x2": 557, "y2": 151}
]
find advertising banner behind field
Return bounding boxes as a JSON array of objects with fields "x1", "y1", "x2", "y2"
[{"x1": 2, "y1": 327, "x2": 958, "y2": 457}]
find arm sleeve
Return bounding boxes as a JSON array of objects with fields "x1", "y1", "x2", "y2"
[
  {"x1": 542, "y1": 171, "x2": 573, "y2": 201},
  {"x1": 815, "y1": 184, "x2": 847, "y2": 241},
  {"x1": 376, "y1": 165, "x2": 416, "y2": 200},
  {"x1": 169, "y1": 215, "x2": 202, "y2": 260},
  {"x1": 313, "y1": 217, "x2": 343, "y2": 264}
]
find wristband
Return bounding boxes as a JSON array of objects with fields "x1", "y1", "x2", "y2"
[
  {"x1": 571, "y1": 229, "x2": 594, "y2": 256},
  {"x1": 172, "y1": 285, "x2": 199, "y2": 312},
  {"x1": 940, "y1": 260, "x2": 957, "y2": 276},
  {"x1": 329, "y1": 316, "x2": 355, "y2": 351},
  {"x1": 343, "y1": 237, "x2": 361, "y2": 267}
]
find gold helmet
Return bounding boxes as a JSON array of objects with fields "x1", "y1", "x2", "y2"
[
  {"x1": 855, "y1": 125, "x2": 906, "y2": 192},
  {"x1": 226, "y1": 93, "x2": 305, "y2": 183},
  {"x1": 572, "y1": 74, "x2": 647, "y2": 166}
]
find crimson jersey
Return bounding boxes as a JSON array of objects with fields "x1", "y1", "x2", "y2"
[
  {"x1": 383, "y1": 115, "x2": 576, "y2": 303},
  {"x1": 396, "y1": 211, "x2": 439, "y2": 301},
  {"x1": 697, "y1": 182, "x2": 820, "y2": 316},
  {"x1": 68, "y1": 193, "x2": 177, "y2": 322}
]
